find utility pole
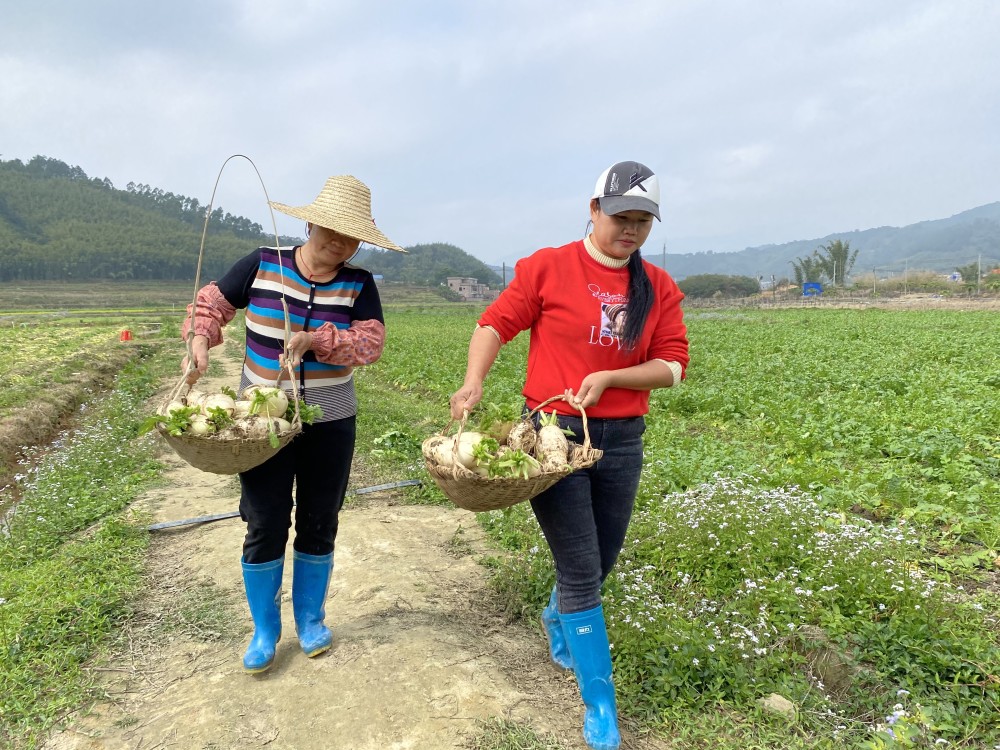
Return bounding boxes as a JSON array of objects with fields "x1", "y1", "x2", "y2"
[
  {"x1": 873, "y1": 267, "x2": 877, "y2": 297},
  {"x1": 904, "y1": 259, "x2": 908, "y2": 294},
  {"x1": 662, "y1": 241, "x2": 666, "y2": 271},
  {"x1": 978, "y1": 254, "x2": 982, "y2": 295}
]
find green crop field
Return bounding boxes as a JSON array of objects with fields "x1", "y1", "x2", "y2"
[
  {"x1": 1, "y1": 303, "x2": 998, "y2": 748},
  {"x1": 357, "y1": 305, "x2": 1000, "y2": 748},
  {"x1": 370, "y1": 307, "x2": 1000, "y2": 550}
]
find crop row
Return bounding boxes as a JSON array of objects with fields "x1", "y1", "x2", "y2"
[{"x1": 0, "y1": 324, "x2": 133, "y2": 415}]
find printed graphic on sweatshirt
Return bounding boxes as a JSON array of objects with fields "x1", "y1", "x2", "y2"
[
  {"x1": 587, "y1": 283, "x2": 629, "y2": 348},
  {"x1": 601, "y1": 303, "x2": 628, "y2": 339}
]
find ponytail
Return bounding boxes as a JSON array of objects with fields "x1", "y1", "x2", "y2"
[{"x1": 621, "y1": 250, "x2": 653, "y2": 350}]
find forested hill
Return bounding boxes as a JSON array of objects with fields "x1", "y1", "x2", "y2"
[
  {"x1": 354, "y1": 243, "x2": 501, "y2": 287},
  {"x1": 0, "y1": 156, "x2": 498, "y2": 287},
  {"x1": 0, "y1": 156, "x2": 304, "y2": 281}
]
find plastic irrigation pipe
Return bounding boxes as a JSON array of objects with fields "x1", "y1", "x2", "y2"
[{"x1": 147, "y1": 479, "x2": 423, "y2": 531}]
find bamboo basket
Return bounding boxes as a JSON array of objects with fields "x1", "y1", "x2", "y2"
[
  {"x1": 425, "y1": 395, "x2": 604, "y2": 512},
  {"x1": 156, "y1": 366, "x2": 302, "y2": 475},
  {"x1": 155, "y1": 154, "x2": 302, "y2": 475}
]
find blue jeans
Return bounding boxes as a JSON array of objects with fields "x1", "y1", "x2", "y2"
[
  {"x1": 529, "y1": 414, "x2": 645, "y2": 614},
  {"x1": 238, "y1": 417, "x2": 356, "y2": 563}
]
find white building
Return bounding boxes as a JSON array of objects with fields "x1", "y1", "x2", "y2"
[{"x1": 446, "y1": 276, "x2": 497, "y2": 301}]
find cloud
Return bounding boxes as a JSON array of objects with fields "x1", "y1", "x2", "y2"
[{"x1": 1, "y1": 1, "x2": 998, "y2": 265}]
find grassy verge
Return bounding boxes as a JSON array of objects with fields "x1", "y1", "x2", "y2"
[{"x1": 0, "y1": 343, "x2": 174, "y2": 749}]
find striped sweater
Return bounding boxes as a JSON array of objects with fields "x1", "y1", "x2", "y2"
[{"x1": 183, "y1": 246, "x2": 385, "y2": 422}]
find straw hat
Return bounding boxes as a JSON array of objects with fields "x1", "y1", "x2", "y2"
[{"x1": 269, "y1": 175, "x2": 405, "y2": 252}]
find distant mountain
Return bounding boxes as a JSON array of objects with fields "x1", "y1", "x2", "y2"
[{"x1": 656, "y1": 203, "x2": 1000, "y2": 281}]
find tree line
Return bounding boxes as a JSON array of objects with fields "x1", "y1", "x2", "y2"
[{"x1": 0, "y1": 156, "x2": 286, "y2": 281}]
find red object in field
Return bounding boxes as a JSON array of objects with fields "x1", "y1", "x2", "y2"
[{"x1": 119, "y1": 329, "x2": 133, "y2": 342}]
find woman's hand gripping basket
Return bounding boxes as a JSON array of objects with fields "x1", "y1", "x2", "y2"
[
  {"x1": 150, "y1": 363, "x2": 303, "y2": 475},
  {"x1": 423, "y1": 395, "x2": 603, "y2": 512}
]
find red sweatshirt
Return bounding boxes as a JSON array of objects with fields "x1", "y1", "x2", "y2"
[{"x1": 479, "y1": 240, "x2": 689, "y2": 419}]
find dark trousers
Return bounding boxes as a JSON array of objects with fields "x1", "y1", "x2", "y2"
[
  {"x1": 238, "y1": 417, "x2": 356, "y2": 564},
  {"x1": 529, "y1": 415, "x2": 645, "y2": 614}
]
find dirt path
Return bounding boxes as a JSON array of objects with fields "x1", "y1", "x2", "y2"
[{"x1": 43, "y1": 352, "x2": 667, "y2": 750}]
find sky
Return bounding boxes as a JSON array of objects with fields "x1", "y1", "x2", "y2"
[{"x1": 2, "y1": 1, "x2": 998, "y2": 267}]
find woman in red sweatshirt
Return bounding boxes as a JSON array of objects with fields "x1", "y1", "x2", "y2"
[{"x1": 450, "y1": 161, "x2": 689, "y2": 750}]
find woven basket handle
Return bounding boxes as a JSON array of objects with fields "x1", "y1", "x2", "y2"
[
  {"x1": 527, "y1": 395, "x2": 593, "y2": 451},
  {"x1": 181, "y1": 155, "x2": 294, "y2": 393},
  {"x1": 435, "y1": 410, "x2": 476, "y2": 480},
  {"x1": 275, "y1": 359, "x2": 302, "y2": 424}
]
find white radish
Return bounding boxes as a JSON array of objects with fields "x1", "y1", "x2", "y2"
[
  {"x1": 185, "y1": 389, "x2": 207, "y2": 407},
  {"x1": 187, "y1": 414, "x2": 215, "y2": 435},
  {"x1": 159, "y1": 400, "x2": 187, "y2": 416},
  {"x1": 507, "y1": 420, "x2": 537, "y2": 454},
  {"x1": 241, "y1": 384, "x2": 263, "y2": 400},
  {"x1": 201, "y1": 393, "x2": 236, "y2": 416},
  {"x1": 272, "y1": 417, "x2": 292, "y2": 434},
  {"x1": 536, "y1": 410, "x2": 569, "y2": 471},
  {"x1": 433, "y1": 440, "x2": 457, "y2": 467},
  {"x1": 243, "y1": 415, "x2": 272, "y2": 440},
  {"x1": 455, "y1": 431, "x2": 486, "y2": 469},
  {"x1": 250, "y1": 387, "x2": 290, "y2": 419},
  {"x1": 233, "y1": 400, "x2": 254, "y2": 418},
  {"x1": 422, "y1": 435, "x2": 455, "y2": 467}
]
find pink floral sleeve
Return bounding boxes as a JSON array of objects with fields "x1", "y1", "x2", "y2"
[
  {"x1": 180, "y1": 283, "x2": 238, "y2": 347},
  {"x1": 310, "y1": 319, "x2": 386, "y2": 366}
]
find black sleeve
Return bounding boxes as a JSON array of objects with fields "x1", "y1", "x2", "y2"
[
  {"x1": 214, "y1": 249, "x2": 263, "y2": 309},
  {"x1": 353, "y1": 273, "x2": 385, "y2": 325}
]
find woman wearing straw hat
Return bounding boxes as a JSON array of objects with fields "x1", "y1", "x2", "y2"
[
  {"x1": 449, "y1": 162, "x2": 688, "y2": 750},
  {"x1": 182, "y1": 175, "x2": 404, "y2": 673}
]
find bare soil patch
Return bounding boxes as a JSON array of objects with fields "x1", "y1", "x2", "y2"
[{"x1": 42, "y1": 350, "x2": 670, "y2": 750}]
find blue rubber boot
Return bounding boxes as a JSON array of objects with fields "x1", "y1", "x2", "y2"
[
  {"x1": 241, "y1": 556, "x2": 284, "y2": 673},
  {"x1": 561, "y1": 605, "x2": 621, "y2": 750},
  {"x1": 292, "y1": 550, "x2": 334, "y2": 657},
  {"x1": 541, "y1": 587, "x2": 573, "y2": 670}
]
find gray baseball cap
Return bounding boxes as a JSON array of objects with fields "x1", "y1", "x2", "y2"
[{"x1": 591, "y1": 161, "x2": 661, "y2": 220}]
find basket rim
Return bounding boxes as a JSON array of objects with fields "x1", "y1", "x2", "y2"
[
  {"x1": 156, "y1": 419, "x2": 302, "y2": 443},
  {"x1": 157, "y1": 422, "x2": 302, "y2": 474}
]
